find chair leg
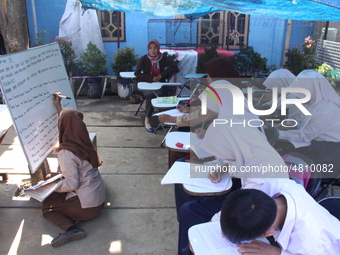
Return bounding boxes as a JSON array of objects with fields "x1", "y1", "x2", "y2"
[
  {"x1": 160, "y1": 126, "x2": 173, "y2": 147},
  {"x1": 135, "y1": 99, "x2": 145, "y2": 116}
]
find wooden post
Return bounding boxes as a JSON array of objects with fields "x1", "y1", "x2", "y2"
[{"x1": 283, "y1": 19, "x2": 292, "y2": 65}]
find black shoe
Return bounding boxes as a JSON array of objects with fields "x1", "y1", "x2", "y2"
[
  {"x1": 145, "y1": 127, "x2": 155, "y2": 133},
  {"x1": 51, "y1": 227, "x2": 86, "y2": 247}
]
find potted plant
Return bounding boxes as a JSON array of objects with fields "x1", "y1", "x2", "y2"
[
  {"x1": 196, "y1": 45, "x2": 220, "y2": 73},
  {"x1": 283, "y1": 36, "x2": 320, "y2": 76},
  {"x1": 232, "y1": 45, "x2": 273, "y2": 77},
  {"x1": 80, "y1": 42, "x2": 108, "y2": 98},
  {"x1": 111, "y1": 46, "x2": 139, "y2": 98},
  {"x1": 57, "y1": 37, "x2": 76, "y2": 77}
]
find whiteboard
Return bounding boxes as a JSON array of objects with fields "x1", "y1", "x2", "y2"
[{"x1": 0, "y1": 43, "x2": 77, "y2": 173}]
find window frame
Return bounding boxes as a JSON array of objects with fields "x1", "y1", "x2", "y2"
[
  {"x1": 198, "y1": 11, "x2": 249, "y2": 50},
  {"x1": 97, "y1": 11, "x2": 126, "y2": 42}
]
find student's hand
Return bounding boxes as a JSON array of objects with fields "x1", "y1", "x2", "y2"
[
  {"x1": 208, "y1": 170, "x2": 222, "y2": 183},
  {"x1": 152, "y1": 76, "x2": 159, "y2": 82},
  {"x1": 194, "y1": 128, "x2": 206, "y2": 138},
  {"x1": 53, "y1": 92, "x2": 62, "y2": 106},
  {"x1": 53, "y1": 92, "x2": 63, "y2": 115},
  {"x1": 156, "y1": 74, "x2": 162, "y2": 80},
  {"x1": 158, "y1": 114, "x2": 176, "y2": 123},
  {"x1": 176, "y1": 104, "x2": 190, "y2": 113},
  {"x1": 45, "y1": 172, "x2": 60, "y2": 180},
  {"x1": 237, "y1": 240, "x2": 281, "y2": 255}
]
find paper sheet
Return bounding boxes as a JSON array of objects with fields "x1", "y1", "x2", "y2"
[
  {"x1": 189, "y1": 221, "x2": 270, "y2": 255},
  {"x1": 153, "y1": 108, "x2": 189, "y2": 117},
  {"x1": 161, "y1": 162, "x2": 231, "y2": 192}
]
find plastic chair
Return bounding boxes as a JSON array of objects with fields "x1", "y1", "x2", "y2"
[
  {"x1": 318, "y1": 197, "x2": 340, "y2": 220},
  {"x1": 282, "y1": 152, "x2": 322, "y2": 199},
  {"x1": 134, "y1": 90, "x2": 145, "y2": 116}
]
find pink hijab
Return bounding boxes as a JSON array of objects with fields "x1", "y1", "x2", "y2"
[{"x1": 147, "y1": 39, "x2": 163, "y2": 76}]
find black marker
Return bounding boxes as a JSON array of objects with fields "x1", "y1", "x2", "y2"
[{"x1": 53, "y1": 94, "x2": 71, "y2": 100}]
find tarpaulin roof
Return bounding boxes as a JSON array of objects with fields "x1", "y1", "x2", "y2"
[{"x1": 79, "y1": 0, "x2": 340, "y2": 21}]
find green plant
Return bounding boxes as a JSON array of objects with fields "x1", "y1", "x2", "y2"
[
  {"x1": 315, "y1": 62, "x2": 340, "y2": 87},
  {"x1": 34, "y1": 30, "x2": 53, "y2": 46},
  {"x1": 80, "y1": 42, "x2": 108, "y2": 76},
  {"x1": 57, "y1": 38, "x2": 76, "y2": 76},
  {"x1": 111, "y1": 46, "x2": 139, "y2": 78},
  {"x1": 315, "y1": 62, "x2": 333, "y2": 78},
  {"x1": 196, "y1": 45, "x2": 220, "y2": 73},
  {"x1": 232, "y1": 46, "x2": 272, "y2": 76},
  {"x1": 283, "y1": 36, "x2": 321, "y2": 76}
]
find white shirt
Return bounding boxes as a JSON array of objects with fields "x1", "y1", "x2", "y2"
[
  {"x1": 279, "y1": 70, "x2": 340, "y2": 148},
  {"x1": 279, "y1": 101, "x2": 340, "y2": 148},
  {"x1": 262, "y1": 179, "x2": 340, "y2": 255}
]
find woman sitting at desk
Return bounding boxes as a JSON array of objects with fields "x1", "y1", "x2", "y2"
[
  {"x1": 42, "y1": 93, "x2": 105, "y2": 247},
  {"x1": 134, "y1": 39, "x2": 179, "y2": 132},
  {"x1": 277, "y1": 69, "x2": 340, "y2": 172}
]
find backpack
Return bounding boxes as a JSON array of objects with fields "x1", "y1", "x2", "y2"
[{"x1": 282, "y1": 152, "x2": 322, "y2": 198}]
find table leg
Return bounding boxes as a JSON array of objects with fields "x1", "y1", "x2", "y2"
[
  {"x1": 101, "y1": 77, "x2": 108, "y2": 99},
  {"x1": 76, "y1": 78, "x2": 87, "y2": 97}
]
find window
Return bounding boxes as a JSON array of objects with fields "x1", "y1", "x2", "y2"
[
  {"x1": 198, "y1": 11, "x2": 249, "y2": 50},
  {"x1": 97, "y1": 11, "x2": 126, "y2": 42}
]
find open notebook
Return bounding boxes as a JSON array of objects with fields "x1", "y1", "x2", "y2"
[
  {"x1": 161, "y1": 162, "x2": 232, "y2": 193},
  {"x1": 24, "y1": 173, "x2": 63, "y2": 202},
  {"x1": 189, "y1": 221, "x2": 270, "y2": 255}
]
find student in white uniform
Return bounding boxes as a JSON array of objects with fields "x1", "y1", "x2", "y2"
[
  {"x1": 220, "y1": 179, "x2": 340, "y2": 255},
  {"x1": 277, "y1": 69, "x2": 340, "y2": 177},
  {"x1": 177, "y1": 78, "x2": 289, "y2": 255}
]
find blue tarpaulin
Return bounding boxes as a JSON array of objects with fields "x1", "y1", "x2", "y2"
[{"x1": 79, "y1": 0, "x2": 340, "y2": 21}]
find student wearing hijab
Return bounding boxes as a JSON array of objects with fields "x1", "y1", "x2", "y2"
[
  {"x1": 278, "y1": 69, "x2": 340, "y2": 175},
  {"x1": 176, "y1": 61, "x2": 288, "y2": 255},
  {"x1": 134, "y1": 39, "x2": 179, "y2": 132},
  {"x1": 42, "y1": 93, "x2": 105, "y2": 247},
  {"x1": 259, "y1": 69, "x2": 305, "y2": 125}
]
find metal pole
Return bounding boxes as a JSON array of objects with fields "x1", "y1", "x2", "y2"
[
  {"x1": 226, "y1": 12, "x2": 230, "y2": 51},
  {"x1": 323, "y1": 21, "x2": 329, "y2": 40},
  {"x1": 30, "y1": 0, "x2": 38, "y2": 38},
  {"x1": 117, "y1": 11, "x2": 121, "y2": 49},
  {"x1": 283, "y1": 19, "x2": 292, "y2": 65}
]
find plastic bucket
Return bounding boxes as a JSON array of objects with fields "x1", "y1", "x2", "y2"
[
  {"x1": 87, "y1": 77, "x2": 102, "y2": 98},
  {"x1": 117, "y1": 78, "x2": 131, "y2": 99}
]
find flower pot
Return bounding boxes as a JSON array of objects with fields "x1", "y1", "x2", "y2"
[
  {"x1": 87, "y1": 77, "x2": 102, "y2": 98},
  {"x1": 117, "y1": 78, "x2": 132, "y2": 99}
]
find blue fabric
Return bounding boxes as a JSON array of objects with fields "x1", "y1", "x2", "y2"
[{"x1": 80, "y1": 0, "x2": 340, "y2": 21}]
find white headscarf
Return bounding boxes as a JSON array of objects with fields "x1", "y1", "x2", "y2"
[
  {"x1": 263, "y1": 69, "x2": 296, "y2": 94},
  {"x1": 279, "y1": 69, "x2": 340, "y2": 146},
  {"x1": 199, "y1": 80, "x2": 289, "y2": 189},
  {"x1": 289, "y1": 69, "x2": 340, "y2": 114},
  {"x1": 200, "y1": 80, "x2": 259, "y2": 120}
]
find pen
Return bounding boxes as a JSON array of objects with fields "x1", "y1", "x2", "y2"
[
  {"x1": 53, "y1": 94, "x2": 71, "y2": 100},
  {"x1": 200, "y1": 122, "x2": 205, "y2": 132}
]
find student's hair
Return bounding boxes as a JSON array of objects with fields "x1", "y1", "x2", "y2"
[{"x1": 220, "y1": 189, "x2": 277, "y2": 244}]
